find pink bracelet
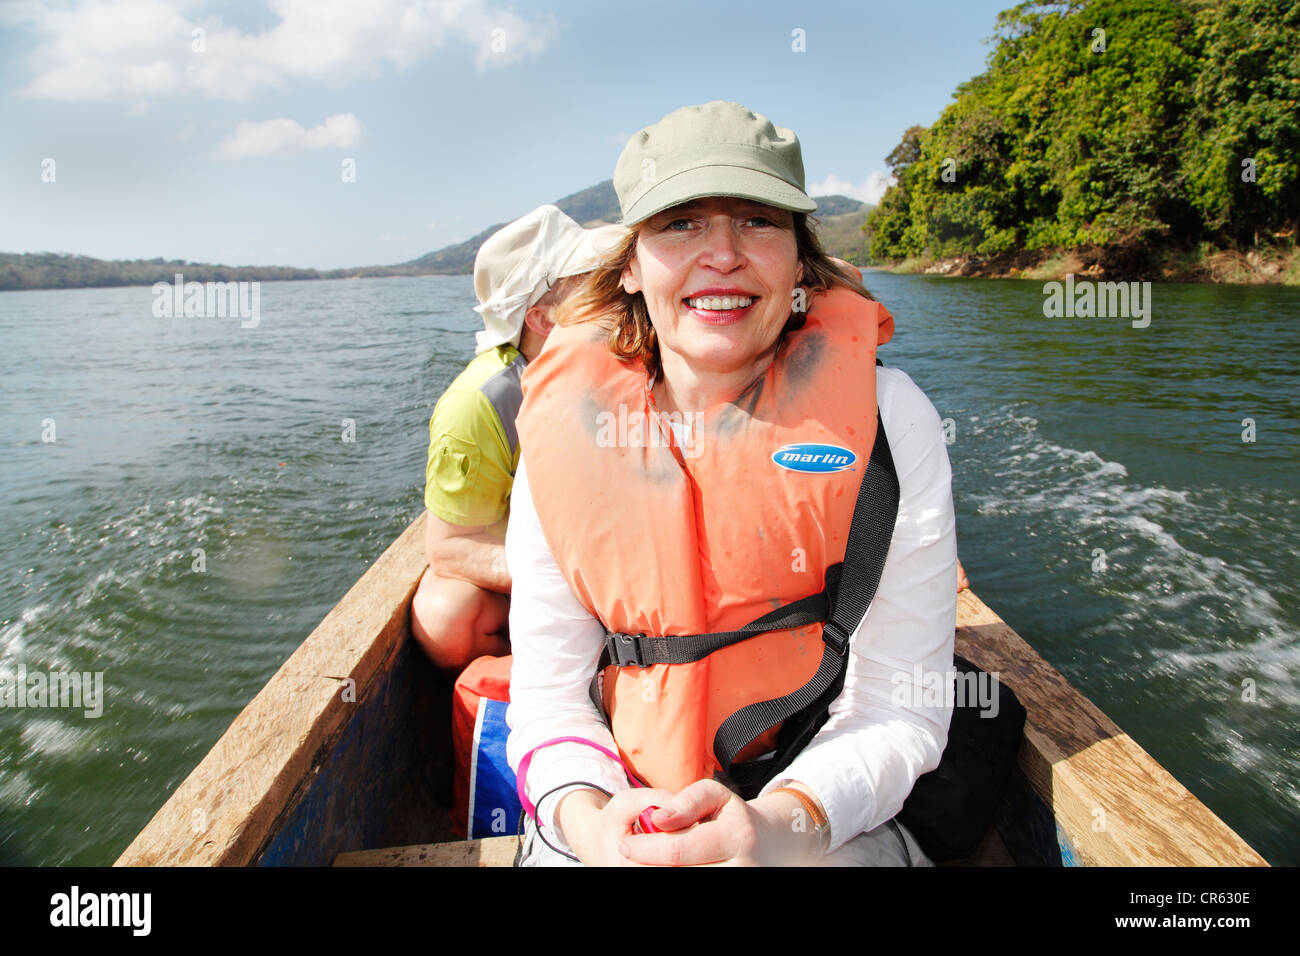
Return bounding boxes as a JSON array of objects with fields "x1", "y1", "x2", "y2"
[{"x1": 516, "y1": 736, "x2": 642, "y2": 819}]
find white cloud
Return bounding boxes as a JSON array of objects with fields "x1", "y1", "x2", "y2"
[
  {"x1": 0, "y1": 3, "x2": 47, "y2": 29},
  {"x1": 808, "y1": 171, "x2": 895, "y2": 206},
  {"x1": 378, "y1": 232, "x2": 407, "y2": 242},
  {"x1": 215, "y1": 113, "x2": 361, "y2": 159},
  {"x1": 13, "y1": 0, "x2": 556, "y2": 102}
]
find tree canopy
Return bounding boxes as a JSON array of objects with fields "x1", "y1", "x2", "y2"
[{"x1": 865, "y1": 0, "x2": 1300, "y2": 261}]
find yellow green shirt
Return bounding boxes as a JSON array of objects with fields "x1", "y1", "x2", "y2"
[{"x1": 424, "y1": 345, "x2": 526, "y2": 536}]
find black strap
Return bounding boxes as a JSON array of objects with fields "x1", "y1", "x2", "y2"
[
  {"x1": 600, "y1": 589, "x2": 830, "y2": 668},
  {"x1": 720, "y1": 414, "x2": 899, "y2": 795},
  {"x1": 587, "y1": 412, "x2": 900, "y2": 797},
  {"x1": 586, "y1": 563, "x2": 831, "y2": 713},
  {"x1": 516, "y1": 782, "x2": 614, "y2": 865}
]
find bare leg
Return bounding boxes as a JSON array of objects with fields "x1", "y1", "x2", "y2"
[
  {"x1": 411, "y1": 569, "x2": 510, "y2": 673},
  {"x1": 956, "y1": 560, "x2": 969, "y2": 592}
]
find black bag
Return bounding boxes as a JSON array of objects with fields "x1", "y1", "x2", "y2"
[{"x1": 898, "y1": 654, "x2": 1026, "y2": 862}]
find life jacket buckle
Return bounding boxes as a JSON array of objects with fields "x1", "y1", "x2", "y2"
[
  {"x1": 607, "y1": 632, "x2": 647, "y2": 668},
  {"x1": 822, "y1": 619, "x2": 851, "y2": 657}
]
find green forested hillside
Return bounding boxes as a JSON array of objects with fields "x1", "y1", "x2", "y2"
[
  {"x1": 816, "y1": 207, "x2": 876, "y2": 264},
  {"x1": 865, "y1": 0, "x2": 1300, "y2": 277}
]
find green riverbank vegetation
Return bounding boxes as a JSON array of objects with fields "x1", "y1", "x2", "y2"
[{"x1": 864, "y1": 0, "x2": 1300, "y2": 284}]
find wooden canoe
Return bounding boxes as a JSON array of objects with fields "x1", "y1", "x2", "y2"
[{"x1": 114, "y1": 512, "x2": 1268, "y2": 867}]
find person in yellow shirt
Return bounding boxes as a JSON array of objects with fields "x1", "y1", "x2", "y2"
[{"x1": 413, "y1": 206, "x2": 624, "y2": 671}]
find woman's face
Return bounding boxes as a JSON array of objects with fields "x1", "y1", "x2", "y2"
[{"x1": 621, "y1": 196, "x2": 803, "y2": 381}]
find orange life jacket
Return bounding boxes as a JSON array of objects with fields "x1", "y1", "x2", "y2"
[{"x1": 517, "y1": 287, "x2": 895, "y2": 792}]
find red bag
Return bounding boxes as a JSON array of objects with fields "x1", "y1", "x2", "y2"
[{"x1": 450, "y1": 655, "x2": 522, "y2": 839}]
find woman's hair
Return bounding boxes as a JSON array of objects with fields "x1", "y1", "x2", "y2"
[{"x1": 553, "y1": 212, "x2": 875, "y2": 379}]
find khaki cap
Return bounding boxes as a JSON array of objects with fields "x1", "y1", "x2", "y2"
[{"x1": 614, "y1": 101, "x2": 817, "y2": 226}]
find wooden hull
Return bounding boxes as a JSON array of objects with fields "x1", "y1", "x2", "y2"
[{"x1": 115, "y1": 513, "x2": 1267, "y2": 867}]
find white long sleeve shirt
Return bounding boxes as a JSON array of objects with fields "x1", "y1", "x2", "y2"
[{"x1": 504, "y1": 365, "x2": 957, "y2": 855}]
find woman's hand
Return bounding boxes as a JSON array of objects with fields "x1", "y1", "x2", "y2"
[
  {"x1": 617, "y1": 779, "x2": 825, "y2": 866},
  {"x1": 554, "y1": 787, "x2": 676, "y2": 867}
]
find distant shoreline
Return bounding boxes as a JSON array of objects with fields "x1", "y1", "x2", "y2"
[
  {"x1": 0, "y1": 270, "x2": 456, "y2": 294},
  {"x1": 0, "y1": 253, "x2": 465, "y2": 293},
  {"x1": 0, "y1": 190, "x2": 873, "y2": 294},
  {"x1": 868, "y1": 243, "x2": 1299, "y2": 286},
  {"x1": 9, "y1": 239, "x2": 1297, "y2": 293}
]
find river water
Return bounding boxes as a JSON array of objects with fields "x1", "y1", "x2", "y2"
[{"x1": 1, "y1": 274, "x2": 1296, "y2": 865}]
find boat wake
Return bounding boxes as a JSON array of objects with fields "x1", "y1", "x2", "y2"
[{"x1": 958, "y1": 406, "x2": 1298, "y2": 809}]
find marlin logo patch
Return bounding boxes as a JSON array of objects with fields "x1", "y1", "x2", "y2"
[{"x1": 771, "y1": 443, "x2": 857, "y2": 474}]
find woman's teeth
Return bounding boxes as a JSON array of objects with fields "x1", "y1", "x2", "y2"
[{"x1": 687, "y1": 295, "x2": 754, "y2": 310}]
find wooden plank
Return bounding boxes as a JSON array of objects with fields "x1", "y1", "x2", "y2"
[
  {"x1": 334, "y1": 836, "x2": 518, "y2": 868},
  {"x1": 953, "y1": 590, "x2": 1267, "y2": 867},
  {"x1": 253, "y1": 636, "x2": 452, "y2": 865},
  {"x1": 115, "y1": 514, "x2": 430, "y2": 867}
]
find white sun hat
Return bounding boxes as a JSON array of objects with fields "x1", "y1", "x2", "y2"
[{"x1": 473, "y1": 205, "x2": 628, "y2": 354}]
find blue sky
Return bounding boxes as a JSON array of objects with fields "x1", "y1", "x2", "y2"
[{"x1": 1, "y1": 0, "x2": 1015, "y2": 269}]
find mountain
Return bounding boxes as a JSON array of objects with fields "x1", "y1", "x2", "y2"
[
  {"x1": 811, "y1": 194, "x2": 868, "y2": 217},
  {"x1": 405, "y1": 180, "x2": 869, "y2": 274},
  {"x1": 402, "y1": 181, "x2": 621, "y2": 274},
  {"x1": 816, "y1": 205, "x2": 876, "y2": 265}
]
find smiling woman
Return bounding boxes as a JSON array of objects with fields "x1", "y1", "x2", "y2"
[
  {"x1": 506, "y1": 101, "x2": 958, "y2": 867},
  {"x1": 623, "y1": 197, "x2": 804, "y2": 395},
  {"x1": 556, "y1": 202, "x2": 882, "y2": 380}
]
